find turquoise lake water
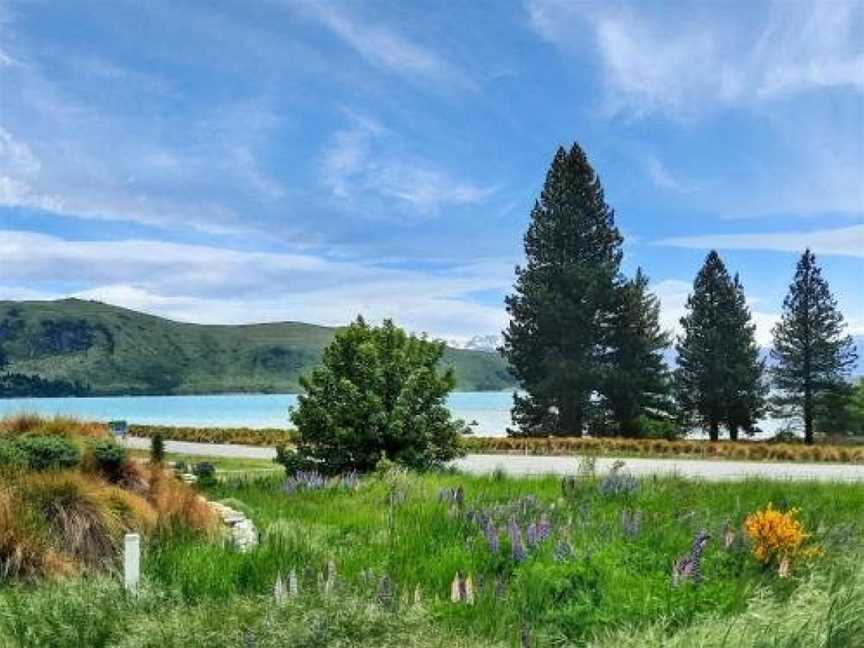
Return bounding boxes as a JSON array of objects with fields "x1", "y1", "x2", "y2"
[
  {"x1": 0, "y1": 391, "x2": 787, "y2": 439},
  {"x1": 0, "y1": 392, "x2": 516, "y2": 437}
]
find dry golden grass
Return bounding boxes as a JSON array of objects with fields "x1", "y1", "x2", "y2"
[
  {"x1": 146, "y1": 467, "x2": 218, "y2": 536},
  {"x1": 461, "y1": 436, "x2": 864, "y2": 463},
  {"x1": 0, "y1": 413, "x2": 109, "y2": 440}
]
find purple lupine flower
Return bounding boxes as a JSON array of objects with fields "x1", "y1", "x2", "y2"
[
  {"x1": 672, "y1": 530, "x2": 711, "y2": 586},
  {"x1": 537, "y1": 513, "x2": 552, "y2": 542},
  {"x1": 620, "y1": 510, "x2": 642, "y2": 538},
  {"x1": 526, "y1": 522, "x2": 538, "y2": 548},
  {"x1": 484, "y1": 520, "x2": 500, "y2": 554},
  {"x1": 508, "y1": 517, "x2": 526, "y2": 562},
  {"x1": 283, "y1": 470, "x2": 326, "y2": 494},
  {"x1": 553, "y1": 540, "x2": 573, "y2": 562}
]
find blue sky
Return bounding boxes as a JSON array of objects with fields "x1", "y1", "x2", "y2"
[{"x1": 0, "y1": 0, "x2": 862, "y2": 344}]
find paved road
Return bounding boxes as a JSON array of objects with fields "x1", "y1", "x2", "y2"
[{"x1": 124, "y1": 436, "x2": 864, "y2": 482}]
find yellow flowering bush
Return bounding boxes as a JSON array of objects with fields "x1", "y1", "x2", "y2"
[{"x1": 744, "y1": 504, "x2": 816, "y2": 574}]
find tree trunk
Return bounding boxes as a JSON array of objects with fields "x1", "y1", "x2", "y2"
[
  {"x1": 804, "y1": 388, "x2": 814, "y2": 445},
  {"x1": 729, "y1": 425, "x2": 739, "y2": 442},
  {"x1": 709, "y1": 420, "x2": 720, "y2": 442}
]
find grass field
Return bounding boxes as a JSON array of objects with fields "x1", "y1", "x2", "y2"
[{"x1": 4, "y1": 466, "x2": 863, "y2": 647}]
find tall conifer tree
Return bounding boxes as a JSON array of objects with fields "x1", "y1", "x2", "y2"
[
  {"x1": 723, "y1": 274, "x2": 768, "y2": 439},
  {"x1": 770, "y1": 249, "x2": 857, "y2": 444},
  {"x1": 601, "y1": 268, "x2": 673, "y2": 436},
  {"x1": 502, "y1": 144, "x2": 623, "y2": 436},
  {"x1": 675, "y1": 251, "x2": 764, "y2": 441}
]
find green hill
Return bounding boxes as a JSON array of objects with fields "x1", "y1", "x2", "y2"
[{"x1": 0, "y1": 299, "x2": 514, "y2": 395}]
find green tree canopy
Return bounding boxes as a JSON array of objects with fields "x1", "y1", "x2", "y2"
[
  {"x1": 600, "y1": 268, "x2": 673, "y2": 437},
  {"x1": 770, "y1": 249, "x2": 857, "y2": 444},
  {"x1": 288, "y1": 317, "x2": 466, "y2": 474},
  {"x1": 675, "y1": 251, "x2": 765, "y2": 441},
  {"x1": 502, "y1": 143, "x2": 624, "y2": 437}
]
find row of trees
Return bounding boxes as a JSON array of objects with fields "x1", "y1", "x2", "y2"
[{"x1": 502, "y1": 143, "x2": 858, "y2": 443}]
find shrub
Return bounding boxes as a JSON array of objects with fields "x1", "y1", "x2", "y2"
[
  {"x1": 288, "y1": 317, "x2": 467, "y2": 474},
  {"x1": 192, "y1": 462, "x2": 217, "y2": 487},
  {"x1": 0, "y1": 441, "x2": 26, "y2": 471},
  {"x1": 15, "y1": 435, "x2": 81, "y2": 471},
  {"x1": 744, "y1": 503, "x2": 812, "y2": 574},
  {"x1": 150, "y1": 432, "x2": 165, "y2": 464},
  {"x1": 88, "y1": 440, "x2": 127, "y2": 481}
]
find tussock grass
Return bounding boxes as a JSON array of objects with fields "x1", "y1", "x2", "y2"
[
  {"x1": 463, "y1": 435, "x2": 864, "y2": 463},
  {"x1": 0, "y1": 413, "x2": 109, "y2": 440},
  {"x1": 129, "y1": 424, "x2": 294, "y2": 446}
]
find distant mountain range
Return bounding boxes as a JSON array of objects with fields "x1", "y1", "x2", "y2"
[
  {"x1": 0, "y1": 299, "x2": 516, "y2": 396},
  {"x1": 447, "y1": 334, "x2": 502, "y2": 353}
]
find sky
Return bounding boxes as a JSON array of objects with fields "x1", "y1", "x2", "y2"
[{"x1": 0, "y1": 0, "x2": 862, "y2": 346}]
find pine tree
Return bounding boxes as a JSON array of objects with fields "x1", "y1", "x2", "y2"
[
  {"x1": 600, "y1": 268, "x2": 673, "y2": 436},
  {"x1": 723, "y1": 274, "x2": 768, "y2": 440},
  {"x1": 501, "y1": 143, "x2": 623, "y2": 436},
  {"x1": 675, "y1": 251, "x2": 764, "y2": 441},
  {"x1": 770, "y1": 249, "x2": 857, "y2": 444}
]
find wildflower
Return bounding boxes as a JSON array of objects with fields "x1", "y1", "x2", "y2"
[
  {"x1": 672, "y1": 530, "x2": 711, "y2": 586},
  {"x1": 484, "y1": 519, "x2": 500, "y2": 554},
  {"x1": 324, "y1": 559, "x2": 337, "y2": 594},
  {"x1": 620, "y1": 510, "x2": 642, "y2": 538},
  {"x1": 413, "y1": 585, "x2": 423, "y2": 605},
  {"x1": 508, "y1": 517, "x2": 526, "y2": 562},
  {"x1": 526, "y1": 522, "x2": 538, "y2": 548},
  {"x1": 288, "y1": 569, "x2": 298, "y2": 597},
  {"x1": 376, "y1": 575, "x2": 393, "y2": 606},
  {"x1": 599, "y1": 461, "x2": 638, "y2": 497},
  {"x1": 283, "y1": 470, "x2": 326, "y2": 494},
  {"x1": 274, "y1": 573, "x2": 287, "y2": 604},
  {"x1": 553, "y1": 540, "x2": 573, "y2": 562},
  {"x1": 537, "y1": 513, "x2": 552, "y2": 541},
  {"x1": 744, "y1": 503, "x2": 807, "y2": 566}
]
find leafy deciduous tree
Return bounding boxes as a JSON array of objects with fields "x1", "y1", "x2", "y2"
[{"x1": 287, "y1": 317, "x2": 466, "y2": 473}]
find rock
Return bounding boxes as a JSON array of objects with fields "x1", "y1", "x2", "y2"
[{"x1": 207, "y1": 501, "x2": 258, "y2": 552}]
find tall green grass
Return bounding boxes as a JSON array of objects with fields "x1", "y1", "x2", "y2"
[{"x1": 3, "y1": 470, "x2": 864, "y2": 646}]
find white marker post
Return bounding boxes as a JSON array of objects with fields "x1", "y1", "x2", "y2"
[{"x1": 124, "y1": 533, "x2": 140, "y2": 593}]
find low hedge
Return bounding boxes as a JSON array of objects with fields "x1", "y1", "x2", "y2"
[
  {"x1": 128, "y1": 425, "x2": 294, "y2": 447},
  {"x1": 460, "y1": 436, "x2": 864, "y2": 463}
]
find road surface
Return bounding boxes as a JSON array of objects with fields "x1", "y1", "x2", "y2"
[{"x1": 124, "y1": 436, "x2": 864, "y2": 482}]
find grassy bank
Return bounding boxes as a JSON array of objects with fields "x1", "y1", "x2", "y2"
[{"x1": 4, "y1": 468, "x2": 863, "y2": 646}]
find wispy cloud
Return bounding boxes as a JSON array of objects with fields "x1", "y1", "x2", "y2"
[
  {"x1": 321, "y1": 114, "x2": 496, "y2": 215},
  {"x1": 527, "y1": 0, "x2": 864, "y2": 118},
  {"x1": 644, "y1": 154, "x2": 693, "y2": 193},
  {"x1": 655, "y1": 225, "x2": 864, "y2": 258},
  {"x1": 299, "y1": 2, "x2": 475, "y2": 90}
]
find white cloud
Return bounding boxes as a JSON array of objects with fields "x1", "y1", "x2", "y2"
[
  {"x1": 301, "y1": 3, "x2": 474, "y2": 90},
  {"x1": 0, "y1": 230, "x2": 513, "y2": 339},
  {"x1": 644, "y1": 155, "x2": 692, "y2": 193},
  {"x1": 655, "y1": 225, "x2": 864, "y2": 258},
  {"x1": 321, "y1": 115, "x2": 496, "y2": 214},
  {"x1": 527, "y1": 0, "x2": 864, "y2": 118}
]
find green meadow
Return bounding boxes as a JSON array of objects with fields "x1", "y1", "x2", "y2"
[{"x1": 4, "y1": 467, "x2": 863, "y2": 647}]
